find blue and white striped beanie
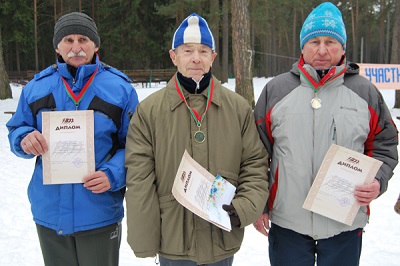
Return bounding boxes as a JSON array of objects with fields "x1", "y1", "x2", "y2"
[
  {"x1": 172, "y1": 13, "x2": 215, "y2": 51},
  {"x1": 300, "y1": 2, "x2": 347, "y2": 50}
]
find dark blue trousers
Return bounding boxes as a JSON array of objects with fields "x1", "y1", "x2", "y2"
[{"x1": 269, "y1": 223, "x2": 362, "y2": 266}]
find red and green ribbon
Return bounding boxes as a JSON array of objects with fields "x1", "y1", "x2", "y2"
[
  {"x1": 298, "y1": 56, "x2": 347, "y2": 93},
  {"x1": 174, "y1": 75, "x2": 214, "y2": 127},
  {"x1": 61, "y1": 66, "x2": 98, "y2": 109}
]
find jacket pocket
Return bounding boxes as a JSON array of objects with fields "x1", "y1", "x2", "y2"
[
  {"x1": 213, "y1": 226, "x2": 244, "y2": 252},
  {"x1": 158, "y1": 193, "x2": 190, "y2": 255}
]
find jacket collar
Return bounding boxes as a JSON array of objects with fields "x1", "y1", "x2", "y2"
[
  {"x1": 57, "y1": 54, "x2": 100, "y2": 81},
  {"x1": 166, "y1": 74, "x2": 222, "y2": 111},
  {"x1": 296, "y1": 55, "x2": 347, "y2": 90}
]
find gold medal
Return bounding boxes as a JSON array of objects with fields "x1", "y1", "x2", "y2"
[
  {"x1": 194, "y1": 131, "x2": 205, "y2": 143},
  {"x1": 175, "y1": 77, "x2": 214, "y2": 145}
]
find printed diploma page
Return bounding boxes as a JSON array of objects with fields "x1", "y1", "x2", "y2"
[
  {"x1": 303, "y1": 144, "x2": 383, "y2": 225},
  {"x1": 42, "y1": 110, "x2": 95, "y2": 184},
  {"x1": 172, "y1": 150, "x2": 236, "y2": 231}
]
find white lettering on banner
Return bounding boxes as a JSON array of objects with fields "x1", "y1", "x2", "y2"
[{"x1": 358, "y1": 64, "x2": 400, "y2": 90}]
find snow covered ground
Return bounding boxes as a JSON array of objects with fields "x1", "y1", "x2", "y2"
[{"x1": 0, "y1": 78, "x2": 399, "y2": 266}]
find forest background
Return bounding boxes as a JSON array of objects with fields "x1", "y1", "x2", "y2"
[{"x1": 1, "y1": 0, "x2": 400, "y2": 105}]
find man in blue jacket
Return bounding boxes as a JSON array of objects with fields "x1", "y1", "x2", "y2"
[{"x1": 7, "y1": 12, "x2": 138, "y2": 266}]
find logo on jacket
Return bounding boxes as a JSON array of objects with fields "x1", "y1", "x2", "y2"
[{"x1": 340, "y1": 106, "x2": 358, "y2": 112}]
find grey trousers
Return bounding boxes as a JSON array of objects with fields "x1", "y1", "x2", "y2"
[
  {"x1": 36, "y1": 222, "x2": 121, "y2": 266},
  {"x1": 159, "y1": 256, "x2": 234, "y2": 266}
]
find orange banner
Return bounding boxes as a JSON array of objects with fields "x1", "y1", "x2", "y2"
[{"x1": 358, "y1": 63, "x2": 400, "y2": 90}]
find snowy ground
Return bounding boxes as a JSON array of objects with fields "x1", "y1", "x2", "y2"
[{"x1": 0, "y1": 78, "x2": 399, "y2": 266}]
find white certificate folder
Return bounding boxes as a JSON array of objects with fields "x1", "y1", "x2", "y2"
[
  {"x1": 42, "y1": 110, "x2": 95, "y2": 184},
  {"x1": 172, "y1": 150, "x2": 236, "y2": 231},
  {"x1": 303, "y1": 144, "x2": 382, "y2": 226}
]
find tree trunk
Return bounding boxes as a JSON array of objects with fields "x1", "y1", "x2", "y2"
[
  {"x1": 231, "y1": 0, "x2": 254, "y2": 107},
  {"x1": 378, "y1": 0, "x2": 385, "y2": 62},
  {"x1": 350, "y1": 0, "x2": 359, "y2": 62},
  {"x1": 385, "y1": 9, "x2": 390, "y2": 64},
  {"x1": 365, "y1": 10, "x2": 373, "y2": 63},
  {"x1": 92, "y1": 0, "x2": 95, "y2": 19},
  {"x1": 292, "y1": 7, "x2": 297, "y2": 57},
  {"x1": 209, "y1": 0, "x2": 221, "y2": 79},
  {"x1": 221, "y1": 0, "x2": 229, "y2": 83},
  {"x1": 34, "y1": 0, "x2": 39, "y2": 71},
  {"x1": 15, "y1": 43, "x2": 20, "y2": 72},
  {"x1": 391, "y1": 1, "x2": 400, "y2": 108},
  {"x1": 0, "y1": 28, "x2": 12, "y2": 100}
]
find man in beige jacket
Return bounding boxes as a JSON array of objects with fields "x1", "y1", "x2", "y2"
[{"x1": 125, "y1": 13, "x2": 269, "y2": 266}]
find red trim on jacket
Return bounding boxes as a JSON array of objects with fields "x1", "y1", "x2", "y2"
[
  {"x1": 266, "y1": 108, "x2": 274, "y2": 145},
  {"x1": 364, "y1": 106, "x2": 381, "y2": 157}
]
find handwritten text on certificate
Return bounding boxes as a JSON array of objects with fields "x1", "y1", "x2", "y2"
[
  {"x1": 42, "y1": 110, "x2": 95, "y2": 184},
  {"x1": 303, "y1": 144, "x2": 382, "y2": 225}
]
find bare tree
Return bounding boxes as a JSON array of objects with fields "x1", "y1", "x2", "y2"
[
  {"x1": 0, "y1": 28, "x2": 12, "y2": 100},
  {"x1": 34, "y1": 0, "x2": 39, "y2": 72},
  {"x1": 231, "y1": 0, "x2": 254, "y2": 107},
  {"x1": 209, "y1": 0, "x2": 221, "y2": 79},
  {"x1": 378, "y1": 0, "x2": 385, "y2": 62},
  {"x1": 221, "y1": 0, "x2": 229, "y2": 83},
  {"x1": 391, "y1": 1, "x2": 400, "y2": 108},
  {"x1": 350, "y1": 0, "x2": 359, "y2": 63}
]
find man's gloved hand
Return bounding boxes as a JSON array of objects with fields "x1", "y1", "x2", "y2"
[{"x1": 222, "y1": 204, "x2": 241, "y2": 228}]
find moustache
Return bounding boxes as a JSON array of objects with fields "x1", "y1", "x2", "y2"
[{"x1": 67, "y1": 51, "x2": 87, "y2": 58}]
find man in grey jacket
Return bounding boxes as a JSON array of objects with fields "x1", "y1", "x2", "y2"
[{"x1": 253, "y1": 2, "x2": 398, "y2": 266}]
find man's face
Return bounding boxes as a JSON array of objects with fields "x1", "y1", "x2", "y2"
[
  {"x1": 169, "y1": 43, "x2": 217, "y2": 82},
  {"x1": 301, "y1": 36, "x2": 345, "y2": 70},
  {"x1": 55, "y1": 34, "x2": 99, "y2": 68}
]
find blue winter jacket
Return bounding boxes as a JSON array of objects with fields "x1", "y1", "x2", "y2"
[{"x1": 7, "y1": 55, "x2": 139, "y2": 235}]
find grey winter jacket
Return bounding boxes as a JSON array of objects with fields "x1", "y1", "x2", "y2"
[{"x1": 254, "y1": 59, "x2": 398, "y2": 239}]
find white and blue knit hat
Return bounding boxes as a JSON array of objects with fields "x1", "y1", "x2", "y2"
[
  {"x1": 172, "y1": 13, "x2": 215, "y2": 51},
  {"x1": 300, "y1": 2, "x2": 347, "y2": 50}
]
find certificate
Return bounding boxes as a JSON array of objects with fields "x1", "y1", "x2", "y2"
[
  {"x1": 303, "y1": 144, "x2": 383, "y2": 225},
  {"x1": 42, "y1": 110, "x2": 95, "y2": 184},
  {"x1": 172, "y1": 150, "x2": 236, "y2": 231}
]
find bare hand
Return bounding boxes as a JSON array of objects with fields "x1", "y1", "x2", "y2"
[
  {"x1": 253, "y1": 213, "x2": 270, "y2": 237},
  {"x1": 83, "y1": 171, "x2": 111, "y2": 194},
  {"x1": 354, "y1": 178, "x2": 380, "y2": 206},
  {"x1": 21, "y1": 131, "x2": 48, "y2": 156}
]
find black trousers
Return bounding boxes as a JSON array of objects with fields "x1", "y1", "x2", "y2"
[
  {"x1": 36, "y1": 222, "x2": 121, "y2": 266},
  {"x1": 159, "y1": 256, "x2": 234, "y2": 266}
]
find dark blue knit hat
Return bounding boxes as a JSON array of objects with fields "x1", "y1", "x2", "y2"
[
  {"x1": 172, "y1": 13, "x2": 215, "y2": 51},
  {"x1": 300, "y1": 2, "x2": 347, "y2": 50}
]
